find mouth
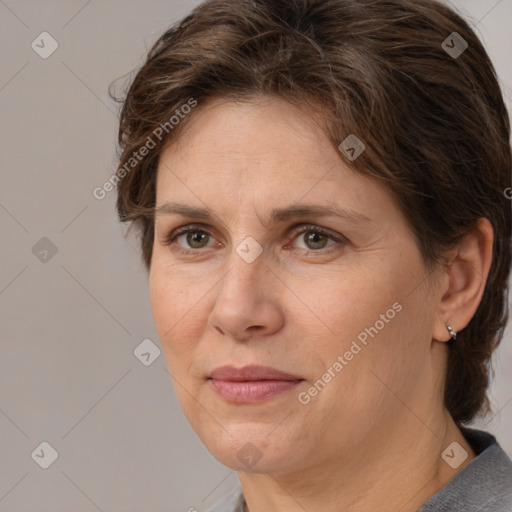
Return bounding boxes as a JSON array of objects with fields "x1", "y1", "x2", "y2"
[{"x1": 208, "y1": 365, "x2": 304, "y2": 403}]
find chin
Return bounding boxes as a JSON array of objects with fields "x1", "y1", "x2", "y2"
[{"x1": 196, "y1": 421, "x2": 303, "y2": 473}]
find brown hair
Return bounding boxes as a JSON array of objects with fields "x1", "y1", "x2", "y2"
[{"x1": 111, "y1": 0, "x2": 511, "y2": 425}]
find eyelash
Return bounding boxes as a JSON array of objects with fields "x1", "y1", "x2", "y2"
[{"x1": 162, "y1": 223, "x2": 347, "y2": 257}]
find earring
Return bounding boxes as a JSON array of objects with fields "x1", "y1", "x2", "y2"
[{"x1": 446, "y1": 324, "x2": 457, "y2": 342}]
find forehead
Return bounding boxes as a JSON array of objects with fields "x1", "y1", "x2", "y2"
[
  {"x1": 159, "y1": 96, "x2": 332, "y2": 170},
  {"x1": 153, "y1": 96, "x2": 398, "y2": 225}
]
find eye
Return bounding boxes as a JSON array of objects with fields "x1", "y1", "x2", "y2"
[
  {"x1": 289, "y1": 225, "x2": 344, "y2": 252},
  {"x1": 293, "y1": 230, "x2": 335, "y2": 250},
  {"x1": 162, "y1": 223, "x2": 346, "y2": 256},
  {"x1": 163, "y1": 224, "x2": 218, "y2": 254},
  {"x1": 178, "y1": 229, "x2": 211, "y2": 249}
]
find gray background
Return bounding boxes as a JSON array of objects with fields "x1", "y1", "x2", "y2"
[{"x1": 0, "y1": 1, "x2": 511, "y2": 511}]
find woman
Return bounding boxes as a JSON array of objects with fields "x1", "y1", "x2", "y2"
[{"x1": 111, "y1": 0, "x2": 512, "y2": 510}]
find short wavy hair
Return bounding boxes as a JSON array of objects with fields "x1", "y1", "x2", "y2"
[{"x1": 111, "y1": 0, "x2": 511, "y2": 425}]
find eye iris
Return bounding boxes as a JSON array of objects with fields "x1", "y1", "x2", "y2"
[
  {"x1": 305, "y1": 231, "x2": 328, "y2": 249},
  {"x1": 187, "y1": 231, "x2": 209, "y2": 248}
]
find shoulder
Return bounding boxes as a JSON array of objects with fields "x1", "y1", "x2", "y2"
[{"x1": 419, "y1": 428, "x2": 512, "y2": 512}]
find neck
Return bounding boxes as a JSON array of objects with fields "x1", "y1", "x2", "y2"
[{"x1": 238, "y1": 410, "x2": 475, "y2": 512}]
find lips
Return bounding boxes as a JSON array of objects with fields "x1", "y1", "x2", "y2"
[
  {"x1": 208, "y1": 365, "x2": 303, "y2": 403},
  {"x1": 209, "y1": 364, "x2": 301, "y2": 381}
]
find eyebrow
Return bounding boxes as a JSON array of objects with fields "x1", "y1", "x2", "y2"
[{"x1": 153, "y1": 202, "x2": 372, "y2": 226}]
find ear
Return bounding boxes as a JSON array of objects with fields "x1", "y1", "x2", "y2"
[{"x1": 432, "y1": 218, "x2": 494, "y2": 343}]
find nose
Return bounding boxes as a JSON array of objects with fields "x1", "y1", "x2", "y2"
[{"x1": 207, "y1": 247, "x2": 285, "y2": 342}]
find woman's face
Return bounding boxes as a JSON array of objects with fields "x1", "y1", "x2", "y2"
[{"x1": 149, "y1": 96, "x2": 444, "y2": 474}]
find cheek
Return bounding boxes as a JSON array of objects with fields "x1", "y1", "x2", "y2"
[
  {"x1": 297, "y1": 265, "x2": 401, "y2": 342},
  {"x1": 149, "y1": 265, "x2": 206, "y2": 367},
  {"x1": 297, "y1": 256, "x2": 426, "y2": 382}
]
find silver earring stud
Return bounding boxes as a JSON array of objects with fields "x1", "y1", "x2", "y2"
[{"x1": 446, "y1": 324, "x2": 457, "y2": 341}]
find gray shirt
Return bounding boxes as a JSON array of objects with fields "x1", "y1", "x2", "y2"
[{"x1": 206, "y1": 429, "x2": 512, "y2": 511}]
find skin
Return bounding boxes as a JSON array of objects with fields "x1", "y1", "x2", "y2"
[{"x1": 149, "y1": 96, "x2": 494, "y2": 512}]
